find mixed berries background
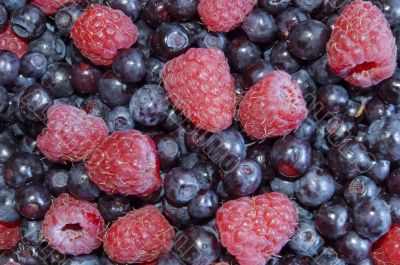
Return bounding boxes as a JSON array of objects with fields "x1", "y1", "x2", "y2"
[{"x1": 0, "y1": 0, "x2": 399, "y2": 264}]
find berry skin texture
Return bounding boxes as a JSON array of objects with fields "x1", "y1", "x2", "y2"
[
  {"x1": 238, "y1": 70, "x2": 308, "y2": 139},
  {"x1": 31, "y1": 0, "x2": 75, "y2": 15},
  {"x1": 162, "y1": 48, "x2": 235, "y2": 133},
  {"x1": 71, "y1": 5, "x2": 138, "y2": 65},
  {"x1": 198, "y1": 0, "x2": 256, "y2": 32},
  {"x1": 104, "y1": 205, "x2": 175, "y2": 264},
  {"x1": 42, "y1": 193, "x2": 105, "y2": 255},
  {"x1": 37, "y1": 104, "x2": 109, "y2": 163},
  {"x1": 85, "y1": 130, "x2": 161, "y2": 196},
  {"x1": 0, "y1": 221, "x2": 21, "y2": 250},
  {"x1": 327, "y1": 0, "x2": 397, "y2": 88},
  {"x1": 216, "y1": 192, "x2": 298, "y2": 265},
  {"x1": 372, "y1": 224, "x2": 400, "y2": 265},
  {"x1": 0, "y1": 23, "x2": 28, "y2": 58}
]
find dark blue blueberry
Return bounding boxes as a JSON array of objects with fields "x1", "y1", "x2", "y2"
[
  {"x1": 20, "y1": 52, "x2": 47, "y2": 78},
  {"x1": 106, "y1": 106, "x2": 134, "y2": 132},
  {"x1": 378, "y1": 68, "x2": 400, "y2": 104},
  {"x1": 353, "y1": 197, "x2": 391, "y2": 240},
  {"x1": 288, "y1": 19, "x2": 330, "y2": 60},
  {"x1": 156, "y1": 253, "x2": 185, "y2": 265},
  {"x1": 179, "y1": 152, "x2": 207, "y2": 169},
  {"x1": 188, "y1": 189, "x2": 219, "y2": 219},
  {"x1": 269, "y1": 41, "x2": 301, "y2": 73},
  {"x1": 0, "y1": 50, "x2": 20, "y2": 86},
  {"x1": 324, "y1": 13, "x2": 339, "y2": 30},
  {"x1": 357, "y1": 257, "x2": 374, "y2": 265},
  {"x1": 317, "y1": 85, "x2": 349, "y2": 114},
  {"x1": 226, "y1": 35, "x2": 261, "y2": 72},
  {"x1": 195, "y1": 30, "x2": 227, "y2": 51},
  {"x1": 19, "y1": 83, "x2": 52, "y2": 122},
  {"x1": 135, "y1": 19, "x2": 154, "y2": 47},
  {"x1": 366, "y1": 95, "x2": 395, "y2": 124},
  {"x1": 106, "y1": 0, "x2": 142, "y2": 21},
  {"x1": 325, "y1": 114, "x2": 357, "y2": 144},
  {"x1": 387, "y1": 168, "x2": 400, "y2": 196},
  {"x1": 223, "y1": 159, "x2": 261, "y2": 197},
  {"x1": 0, "y1": 4, "x2": 7, "y2": 30},
  {"x1": 288, "y1": 220, "x2": 325, "y2": 256},
  {"x1": 0, "y1": 140, "x2": 17, "y2": 163},
  {"x1": 308, "y1": 54, "x2": 341, "y2": 85},
  {"x1": 372, "y1": 0, "x2": 400, "y2": 27},
  {"x1": 243, "y1": 59, "x2": 274, "y2": 87},
  {"x1": 20, "y1": 219, "x2": 43, "y2": 245},
  {"x1": 142, "y1": 0, "x2": 172, "y2": 28},
  {"x1": 162, "y1": 197, "x2": 191, "y2": 225},
  {"x1": 173, "y1": 226, "x2": 221, "y2": 265},
  {"x1": 28, "y1": 30, "x2": 66, "y2": 63},
  {"x1": 98, "y1": 195, "x2": 131, "y2": 222},
  {"x1": 5, "y1": 152, "x2": 44, "y2": 188},
  {"x1": 312, "y1": 248, "x2": 345, "y2": 265},
  {"x1": 316, "y1": 200, "x2": 350, "y2": 240},
  {"x1": 98, "y1": 71, "x2": 134, "y2": 108},
  {"x1": 166, "y1": 0, "x2": 198, "y2": 21},
  {"x1": 80, "y1": 96, "x2": 110, "y2": 119},
  {"x1": 68, "y1": 163, "x2": 101, "y2": 201},
  {"x1": 41, "y1": 62, "x2": 73, "y2": 98},
  {"x1": 366, "y1": 159, "x2": 390, "y2": 183},
  {"x1": 0, "y1": 187, "x2": 19, "y2": 223},
  {"x1": 247, "y1": 143, "x2": 277, "y2": 181},
  {"x1": 129, "y1": 84, "x2": 169, "y2": 126},
  {"x1": 0, "y1": 0, "x2": 25, "y2": 12},
  {"x1": 259, "y1": 0, "x2": 291, "y2": 15},
  {"x1": 215, "y1": 127, "x2": 246, "y2": 159},
  {"x1": 0, "y1": 85, "x2": 9, "y2": 112},
  {"x1": 281, "y1": 255, "x2": 312, "y2": 265},
  {"x1": 164, "y1": 167, "x2": 199, "y2": 204},
  {"x1": 344, "y1": 176, "x2": 379, "y2": 206},
  {"x1": 294, "y1": 117, "x2": 317, "y2": 142},
  {"x1": 14, "y1": 242, "x2": 43, "y2": 265},
  {"x1": 242, "y1": 8, "x2": 277, "y2": 44},
  {"x1": 54, "y1": 3, "x2": 83, "y2": 36},
  {"x1": 145, "y1": 57, "x2": 164, "y2": 84},
  {"x1": 113, "y1": 48, "x2": 146, "y2": 84},
  {"x1": 388, "y1": 195, "x2": 400, "y2": 224},
  {"x1": 150, "y1": 23, "x2": 191, "y2": 61},
  {"x1": 192, "y1": 161, "x2": 220, "y2": 190},
  {"x1": 270, "y1": 177, "x2": 296, "y2": 197},
  {"x1": 345, "y1": 99, "x2": 362, "y2": 118},
  {"x1": 277, "y1": 7, "x2": 309, "y2": 39},
  {"x1": 62, "y1": 255, "x2": 100, "y2": 265},
  {"x1": 10, "y1": 4, "x2": 45, "y2": 39},
  {"x1": 44, "y1": 168, "x2": 70, "y2": 196},
  {"x1": 294, "y1": 0, "x2": 323, "y2": 13},
  {"x1": 271, "y1": 135, "x2": 312, "y2": 177},
  {"x1": 71, "y1": 63, "x2": 101, "y2": 94},
  {"x1": 154, "y1": 133, "x2": 180, "y2": 170},
  {"x1": 334, "y1": 231, "x2": 371, "y2": 264},
  {"x1": 292, "y1": 69, "x2": 318, "y2": 97},
  {"x1": 16, "y1": 182, "x2": 51, "y2": 220},
  {"x1": 65, "y1": 41, "x2": 83, "y2": 65}
]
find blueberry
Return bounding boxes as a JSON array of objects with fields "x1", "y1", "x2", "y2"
[
  {"x1": 343, "y1": 176, "x2": 379, "y2": 206},
  {"x1": 0, "y1": 4, "x2": 7, "y2": 30},
  {"x1": 292, "y1": 69, "x2": 318, "y2": 97},
  {"x1": 270, "y1": 177, "x2": 296, "y2": 197},
  {"x1": 353, "y1": 197, "x2": 391, "y2": 240},
  {"x1": 226, "y1": 35, "x2": 262, "y2": 73},
  {"x1": 316, "y1": 200, "x2": 350, "y2": 240},
  {"x1": 387, "y1": 168, "x2": 400, "y2": 195},
  {"x1": 20, "y1": 219, "x2": 43, "y2": 245},
  {"x1": 16, "y1": 182, "x2": 51, "y2": 220},
  {"x1": 106, "y1": 0, "x2": 142, "y2": 21},
  {"x1": 0, "y1": 187, "x2": 19, "y2": 223},
  {"x1": 5, "y1": 152, "x2": 44, "y2": 188},
  {"x1": 317, "y1": 85, "x2": 349, "y2": 114},
  {"x1": 10, "y1": 4, "x2": 45, "y2": 39},
  {"x1": 0, "y1": 50, "x2": 20, "y2": 86},
  {"x1": 0, "y1": 0, "x2": 25, "y2": 12},
  {"x1": 166, "y1": 0, "x2": 198, "y2": 21},
  {"x1": 195, "y1": 30, "x2": 227, "y2": 51},
  {"x1": 271, "y1": 135, "x2": 312, "y2": 177},
  {"x1": 366, "y1": 159, "x2": 391, "y2": 183},
  {"x1": 0, "y1": 85, "x2": 9, "y2": 112},
  {"x1": 164, "y1": 167, "x2": 199, "y2": 204},
  {"x1": 129, "y1": 84, "x2": 169, "y2": 126},
  {"x1": 98, "y1": 71, "x2": 134, "y2": 108},
  {"x1": 162, "y1": 197, "x2": 191, "y2": 225},
  {"x1": 44, "y1": 168, "x2": 70, "y2": 196},
  {"x1": 19, "y1": 83, "x2": 52, "y2": 122},
  {"x1": 142, "y1": 0, "x2": 172, "y2": 28},
  {"x1": 62, "y1": 254, "x2": 100, "y2": 265},
  {"x1": 243, "y1": 59, "x2": 274, "y2": 87},
  {"x1": 372, "y1": 0, "x2": 400, "y2": 27},
  {"x1": 28, "y1": 30, "x2": 66, "y2": 63},
  {"x1": 80, "y1": 96, "x2": 110, "y2": 119},
  {"x1": 223, "y1": 159, "x2": 261, "y2": 197},
  {"x1": 188, "y1": 189, "x2": 219, "y2": 219},
  {"x1": 41, "y1": 62, "x2": 73, "y2": 98},
  {"x1": 145, "y1": 57, "x2": 164, "y2": 84},
  {"x1": 20, "y1": 52, "x2": 47, "y2": 78},
  {"x1": 98, "y1": 195, "x2": 131, "y2": 222},
  {"x1": 308, "y1": 54, "x2": 341, "y2": 85},
  {"x1": 378, "y1": 68, "x2": 400, "y2": 104},
  {"x1": 68, "y1": 163, "x2": 101, "y2": 201},
  {"x1": 277, "y1": 7, "x2": 309, "y2": 38},
  {"x1": 106, "y1": 106, "x2": 134, "y2": 132},
  {"x1": 294, "y1": 117, "x2": 317, "y2": 142},
  {"x1": 192, "y1": 161, "x2": 220, "y2": 190},
  {"x1": 388, "y1": 195, "x2": 400, "y2": 224},
  {"x1": 334, "y1": 231, "x2": 371, "y2": 264},
  {"x1": 259, "y1": 0, "x2": 291, "y2": 15},
  {"x1": 154, "y1": 133, "x2": 180, "y2": 170},
  {"x1": 288, "y1": 220, "x2": 324, "y2": 257},
  {"x1": 0, "y1": 140, "x2": 17, "y2": 163},
  {"x1": 150, "y1": 23, "x2": 191, "y2": 61},
  {"x1": 173, "y1": 226, "x2": 221, "y2": 265},
  {"x1": 113, "y1": 48, "x2": 146, "y2": 84},
  {"x1": 156, "y1": 253, "x2": 185, "y2": 265},
  {"x1": 365, "y1": 96, "x2": 395, "y2": 123},
  {"x1": 179, "y1": 152, "x2": 206, "y2": 169},
  {"x1": 325, "y1": 114, "x2": 357, "y2": 144},
  {"x1": 242, "y1": 8, "x2": 277, "y2": 44},
  {"x1": 14, "y1": 242, "x2": 43, "y2": 264},
  {"x1": 269, "y1": 41, "x2": 301, "y2": 73},
  {"x1": 294, "y1": 0, "x2": 323, "y2": 13},
  {"x1": 247, "y1": 143, "x2": 276, "y2": 181},
  {"x1": 281, "y1": 255, "x2": 312, "y2": 265},
  {"x1": 71, "y1": 63, "x2": 101, "y2": 94},
  {"x1": 54, "y1": 3, "x2": 83, "y2": 37}
]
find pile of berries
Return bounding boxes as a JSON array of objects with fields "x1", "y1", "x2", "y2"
[{"x1": 0, "y1": 0, "x2": 399, "y2": 264}]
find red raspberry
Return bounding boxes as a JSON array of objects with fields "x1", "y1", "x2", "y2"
[
  {"x1": 238, "y1": 70, "x2": 308, "y2": 139},
  {"x1": 42, "y1": 193, "x2": 105, "y2": 255},
  {"x1": 198, "y1": 0, "x2": 256, "y2": 32},
  {"x1": 162, "y1": 48, "x2": 235, "y2": 133},
  {"x1": 85, "y1": 130, "x2": 161, "y2": 196},
  {"x1": 216, "y1": 192, "x2": 298, "y2": 265},
  {"x1": 0, "y1": 221, "x2": 21, "y2": 250},
  {"x1": 71, "y1": 5, "x2": 138, "y2": 65},
  {"x1": 327, "y1": 0, "x2": 396, "y2": 88},
  {"x1": 372, "y1": 224, "x2": 400, "y2": 265},
  {"x1": 0, "y1": 23, "x2": 28, "y2": 58},
  {"x1": 36, "y1": 104, "x2": 109, "y2": 163},
  {"x1": 31, "y1": 0, "x2": 75, "y2": 15},
  {"x1": 104, "y1": 205, "x2": 175, "y2": 264}
]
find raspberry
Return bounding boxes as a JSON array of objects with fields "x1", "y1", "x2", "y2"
[
  {"x1": 216, "y1": 192, "x2": 298, "y2": 265},
  {"x1": 0, "y1": 23, "x2": 28, "y2": 58},
  {"x1": 36, "y1": 104, "x2": 109, "y2": 163},
  {"x1": 42, "y1": 193, "x2": 105, "y2": 255},
  {"x1": 0, "y1": 221, "x2": 21, "y2": 250},
  {"x1": 198, "y1": 0, "x2": 256, "y2": 32},
  {"x1": 85, "y1": 130, "x2": 161, "y2": 196},
  {"x1": 371, "y1": 224, "x2": 400, "y2": 265},
  {"x1": 162, "y1": 48, "x2": 235, "y2": 133},
  {"x1": 327, "y1": 0, "x2": 396, "y2": 88},
  {"x1": 31, "y1": 0, "x2": 75, "y2": 15},
  {"x1": 71, "y1": 5, "x2": 138, "y2": 65},
  {"x1": 104, "y1": 205, "x2": 175, "y2": 264},
  {"x1": 238, "y1": 70, "x2": 308, "y2": 139}
]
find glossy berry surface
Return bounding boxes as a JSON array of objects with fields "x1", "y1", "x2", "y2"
[
  {"x1": 316, "y1": 200, "x2": 350, "y2": 240},
  {"x1": 10, "y1": 4, "x2": 45, "y2": 39},
  {"x1": 164, "y1": 167, "x2": 199, "y2": 204},
  {"x1": 15, "y1": 183, "x2": 51, "y2": 220}
]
